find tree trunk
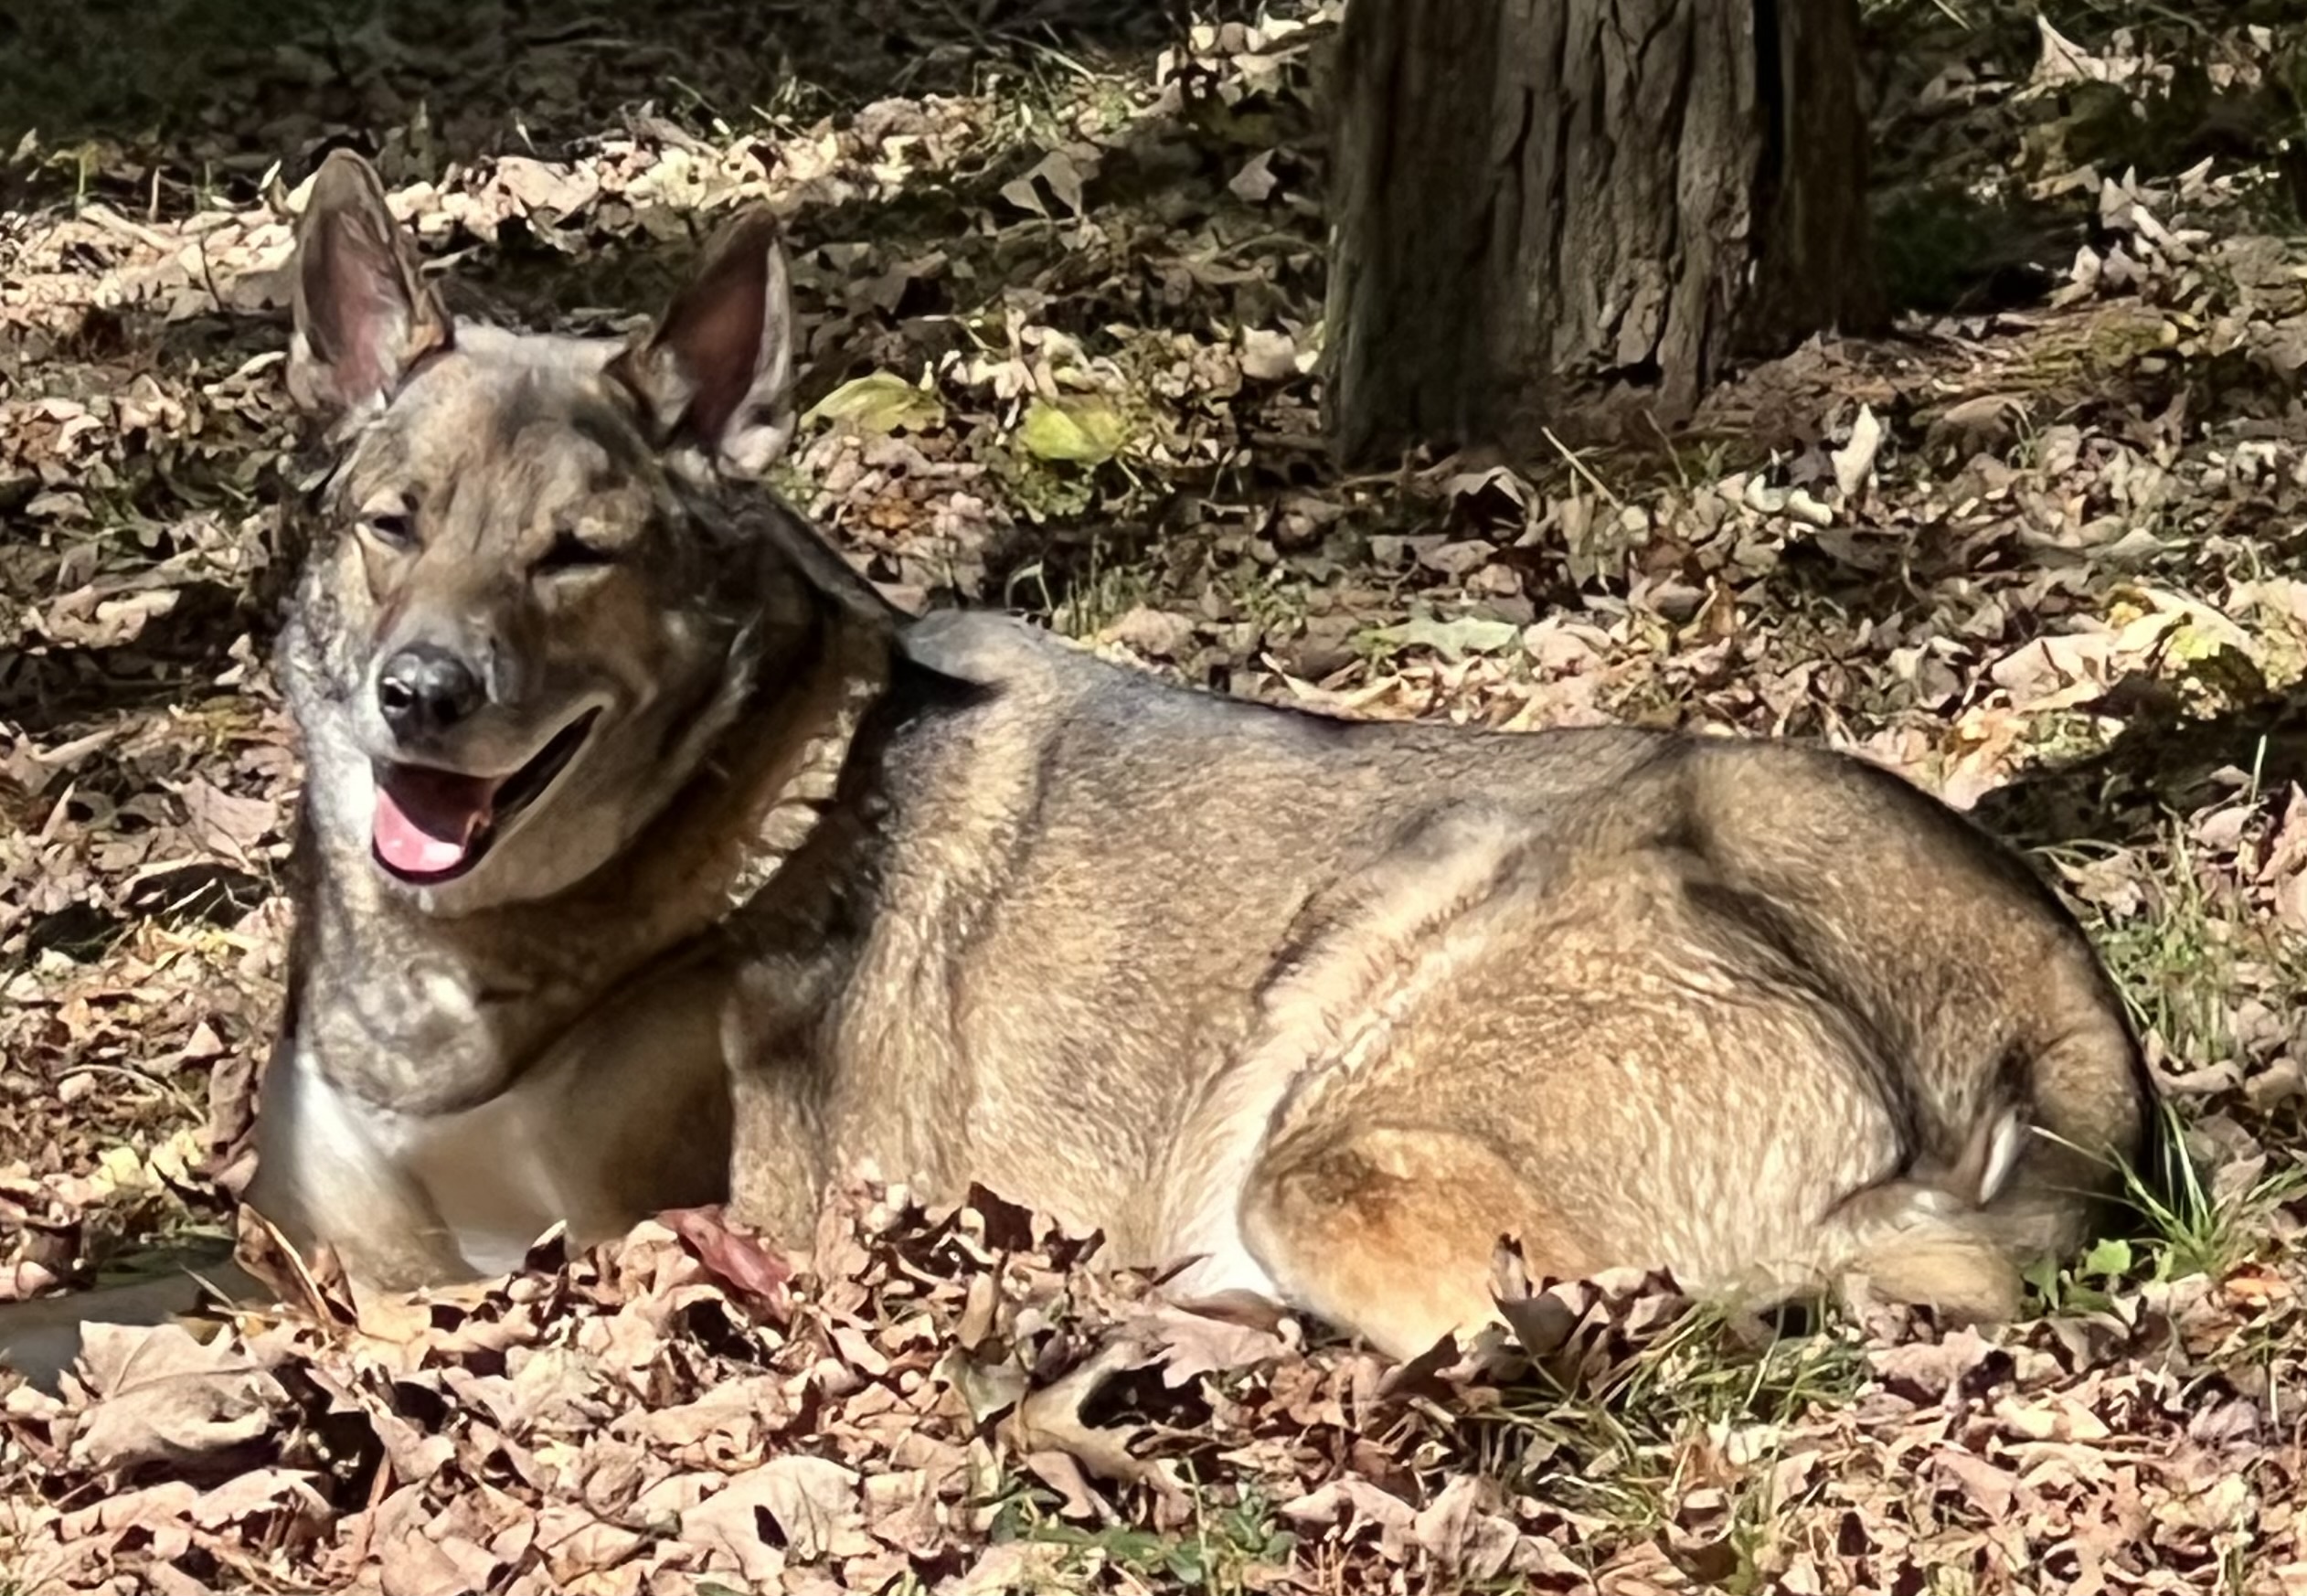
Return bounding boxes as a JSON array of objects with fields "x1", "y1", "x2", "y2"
[{"x1": 1324, "y1": 0, "x2": 1882, "y2": 465}]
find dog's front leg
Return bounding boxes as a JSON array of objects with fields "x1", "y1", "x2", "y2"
[
  {"x1": 247, "y1": 1037, "x2": 474, "y2": 1293},
  {"x1": 720, "y1": 954, "x2": 837, "y2": 1247}
]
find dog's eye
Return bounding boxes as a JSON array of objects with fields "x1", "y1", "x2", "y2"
[
  {"x1": 536, "y1": 530, "x2": 616, "y2": 575},
  {"x1": 361, "y1": 510, "x2": 415, "y2": 548}
]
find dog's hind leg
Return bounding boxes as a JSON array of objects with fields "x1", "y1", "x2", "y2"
[{"x1": 1238, "y1": 1123, "x2": 1595, "y2": 1361}]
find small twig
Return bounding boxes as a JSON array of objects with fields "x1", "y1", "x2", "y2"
[
  {"x1": 1541, "y1": 425, "x2": 1624, "y2": 509},
  {"x1": 194, "y1": 228, "x2": 227, "y2": 315},
  {"x1": 246, "y1": 1207, "x2": 338, "y2": 1326},
  {"x1": 627, "y1": 110, "x2": 718, "y2": 158},
  {"x1": 1641, "y1": 409, "x2": 1694, "y2": 492},
  {"x1": 57, "y1": 1062, "x2": 202, "y2": 1120},
  {"x1": 77, "y1": 200, "x2": 175, "y2": 253}
]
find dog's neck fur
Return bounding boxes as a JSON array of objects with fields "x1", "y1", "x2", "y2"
[{"x1": 284, "y1": 540, "x2": 898, "y2": 1118}]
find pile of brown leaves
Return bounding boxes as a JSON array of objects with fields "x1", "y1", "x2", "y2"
[{"x1": 7, "y1": 1182, "x2": 2306, "y2": 1592}]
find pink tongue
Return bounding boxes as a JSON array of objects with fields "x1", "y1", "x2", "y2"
[{"x1": 373, "y1": 769, "x2": 497, "y2": 877}]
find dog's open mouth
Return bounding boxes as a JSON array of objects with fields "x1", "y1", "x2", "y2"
[{"x1": 371, "y1": 711, "x2": 600, "y2": 882}]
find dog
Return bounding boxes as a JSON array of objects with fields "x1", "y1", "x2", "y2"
[{"x1": 0, "y1": 151, "x2": 2155, "y2": 1388}]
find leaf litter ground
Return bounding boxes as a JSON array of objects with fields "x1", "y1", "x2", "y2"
[{"x1": 6, "y1": 0, "x2": 2307, "y2": 1589}]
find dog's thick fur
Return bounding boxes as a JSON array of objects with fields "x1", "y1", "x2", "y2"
[{"x1": 0, "y1": 154, "x2": 2155, "y2": 1385}]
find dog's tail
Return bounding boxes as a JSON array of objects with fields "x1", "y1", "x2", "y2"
[
  {"x1": 1809, "y1": 1101, "x2": 2038, "y2": 1324},
  {"x1": 1814, "y1": 983, "x2": 2152, "y2": 1325}
]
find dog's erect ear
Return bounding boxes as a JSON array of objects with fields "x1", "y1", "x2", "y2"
[
  {"x1": 610, "y1": 210, "x2": 798, "y2": 479},
  {"x1": 288, "y1": 151, "x2": 452, "y2": 420}
]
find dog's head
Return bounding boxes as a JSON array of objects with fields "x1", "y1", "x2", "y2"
[{"x1": 282, "y1": 150, "x2": 822, "y2": 910}]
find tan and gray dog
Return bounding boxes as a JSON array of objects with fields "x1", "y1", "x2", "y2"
[{"x1": 0, "y1": 152, "x2": 2154, "y2": 1385}]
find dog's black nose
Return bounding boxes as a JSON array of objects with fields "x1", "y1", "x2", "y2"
[{"x1": 377, "y1": 644, "x2": 484, "y2": 738}]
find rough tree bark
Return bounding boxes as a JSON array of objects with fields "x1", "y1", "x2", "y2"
[{"x1": 1324, "y1": 0, "x2": 1883, "y2": 464}]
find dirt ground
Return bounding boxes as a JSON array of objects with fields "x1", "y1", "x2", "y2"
[{"x1": 5, "y1": 0, "x2": 2307, "y2": 1590}]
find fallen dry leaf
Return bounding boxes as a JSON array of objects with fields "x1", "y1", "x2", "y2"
[{"x1": 68, "y1": 1322, "x2": 288, "y2": 1471}]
